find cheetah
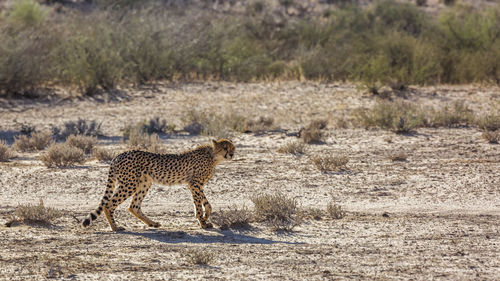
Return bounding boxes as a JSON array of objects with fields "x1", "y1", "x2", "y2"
[{"x1": 82, "y1": 139, "x2": 235, "y2": 231}]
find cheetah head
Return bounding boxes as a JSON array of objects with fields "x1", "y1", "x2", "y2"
[{"x1": 211, "y1": 139, "x2": 235, "y2": 162}]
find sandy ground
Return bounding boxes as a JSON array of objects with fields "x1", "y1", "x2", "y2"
[{"x1": 0, "y1": 82, "x2": 499, "y2": 280}]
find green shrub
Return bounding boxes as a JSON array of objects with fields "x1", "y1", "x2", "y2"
[
  {"x1": 7, "y1": 0, "x2": 48, "y2": 28},
  {"x1": 476, "y1": 112, "x2": 500, "y2": 131}
]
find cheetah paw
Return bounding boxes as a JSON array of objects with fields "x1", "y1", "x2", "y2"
[{"x1": 201, "y1": 222, "x2": 213, "y2": 229}]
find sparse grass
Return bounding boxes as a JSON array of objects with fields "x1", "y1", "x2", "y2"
[
  {"x1": 312, "y1": 154, "x2": 349, "y2": 172},
  {"x1": 92, "y1": 147, "x2": 117, "y2": 162},
  {"x1": 39, "y1": 143, "x2": 85, "y2": 168},
  {"x1": 482, "y1": 131, "x2": 499, "y2": 144},
  {"x1": 125, "y1": 132, "x2": 165, "y2": 154},
  {"x1": 306, "y1": 207, "x2": 324, "y2": 220},
  {"x1": 66, "y1": 135, "x2": 97, "y2": 154},
  {"x1": 13, "y1": 131, "x2": 53, "y2": 152},
  {"x1": 6, "y1": 199, "x2": 62, "y2": 226},
  {"x1": 251, "y1": 192, "x2": 302, "y2": 231},
  {"x1": 430, "y1": 101, "x2": 473, "y2": 128},
  {"x1": 476, "y1": 112, "x2": 500, "y2": 132},
  {"x1": 211, "y1": 206, "x2": 253, "y2": 230},
  {"x1": 300, "y1": 120, "x2": 328, "y2": 144},
  {"x1": 327, "y1": 200, "x2": 346, "y2": 219},
  {"x1": 184, "y1": 249, "x2": 215, "y2": 266},
  {"x1": 277, "y1": 141, "x2": 306, "y2": 155},
  {"x1": 52, "y1": 119, "x2": 102, "y2": 141},
  {"x1": 0, "y1": 140, "x2": 15, "y2": 161},
  {"x1": 355, "y1": 100, "x2": 424, "y2": 134}
]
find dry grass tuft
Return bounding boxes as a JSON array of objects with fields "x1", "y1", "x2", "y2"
[
  {"x1": 0, "y1": 140, "x2": 15, "y2": 161},
  {"x1": 305, "y1": 207, "x2": 324, "y2": 220},
  {"x1": 327, "y1": 201, "x2": 346, "y2": 219},
  {"x1": 277, "y1": 141, "x2": 306, "y2": 155},
  {"x1": 251, "y1": 192, "x2": 302, "y2": 231},
  {"x1": 327, "y1": 194, "x2": 346, "y2": 219},
  {"x1": 125, "y1": 132, "x2": 166, "y2": 154},
  {"x1": 430, "y1": 101, "x2": 473, "y2": 128},
  {"x1": 92, "y1": 147, "x2": 117, "y2": 162},
  {"x1": 13, "y1": 131, "x2": 53, "y2": 152},
  {"x1": 6, "y1": 199, "x2": 62, "y2": 226},
  {"x1": 388, "y1": 152, "x2": 408, "y2": 161},
  {"x1": 482, "y1": 131, "x2": 499, "y2": 144},
  {"x1": 300, "y1": 119, "x2": 328, "y2": 144},
  {"x1": 312, "y1": 154, "x2": 349, "y2": 172},
  {"x1": 39, "y1": 143, "x2": 85, "y2": 167},
  {"x1": 184, "y1": 249, "x2": 215, "y2": 266},
  {"x1": 476, "y1": 113, "x2": 500, "y2": 132},
  {"x1": 52, "y1": 119, "x2": 102, "y2": 140},
  {"x1": 66, "y1": 135, "x2": 97, "y2": 154},
  {"x1": 244, "y1": 116, "x2": 274, "y2": 133},
  {"x1": 211, "y1": 206, "x2": 253, "y2": 230}
]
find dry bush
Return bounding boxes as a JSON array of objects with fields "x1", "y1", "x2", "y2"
[
  {"x1": 184, "y1": 249, "x2": 214, "y2": 265},
  {"x1": 327, "y1": 200, "x2": 346, "y2": 219},
  {"x1": 211, "y1": 206, "x2": 253, "y2": 230},
  {"x1": 52, "y1": 119, "x2": 102, "y2": 140},
  {"x1": 388, "y1": 151, "x2": 408, "y2": 161},
  {"x1": 126, "y1": 132, "x2": 166, "y2": 154},
  {"x1": 355, "y1": 100, "x2": 424, "y2": 134},
  {"x1": 182, "y1": 110, "x2": 235, "y2": 138},
  {"x1": 13, "y1": 131, "x2": 53, "y2": 152},
  {"x1": 6, "y1": 199, "x2": 62, "y2": 226},
  {"x1": 244, "y1": 116, "x2": 274, "y2": 133},
  {"x1": 92, "y1": 147, "x2": 117, "y2": 162},
  {"x1": 312, "y1": 154, "x2": 349, "y2": 172},
  {"x1": 482, "y1": 131, "x2": 499, "y2": 144},
  {"x1": 277, "y1": 141, "x2": 306, "y2": 155},
  {"x1": 123, "y1": 118, "x2": 175, "y2": 139},
  {"x1": 66, "y1": 135, "x2": 97, "y2": 154},
  {"x1": 476, "y1": 113, "x2": 500, "y2": 132},
  {"x1": 251, "y1": 192, "x2": 302, "y2": 231},
  {"x1": 0, "y1": 140, "x2": 15, "y2": 161},
  {"x1": 430, "y1": 101, "x2": 473, "y2": 128},
  {"x1": 39, "y1": 143, "x2": 85, "y2": 168},
  {"x1": 300, "y1": 119, "x2": 328, "y2": 144}
]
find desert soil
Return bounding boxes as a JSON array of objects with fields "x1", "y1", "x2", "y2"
[{"x1": 0, "y1": 82, "x2": 499, "y2": 280}]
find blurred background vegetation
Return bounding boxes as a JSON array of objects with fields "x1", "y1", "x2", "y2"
[{"x1": 0, "y1": 0, "x2": 499, "y2": 97}]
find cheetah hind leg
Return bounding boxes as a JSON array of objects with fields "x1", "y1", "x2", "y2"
[{"x1": 128, "y1": 194, "x2": 161, "y2": 228}]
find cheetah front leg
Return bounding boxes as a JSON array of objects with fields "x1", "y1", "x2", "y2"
[{"x1": 188, "y1": 183, "x2": 213, "y2": 229}]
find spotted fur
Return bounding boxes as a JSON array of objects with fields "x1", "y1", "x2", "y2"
[{"x1": 82, "y1": 139, "x2": 235, "y2": 231}]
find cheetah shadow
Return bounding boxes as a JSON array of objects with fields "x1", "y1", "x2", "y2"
[{"x1": 114, "y1": 229, "x2": 302, "y2": 245}]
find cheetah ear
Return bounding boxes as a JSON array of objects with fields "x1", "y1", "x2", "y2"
[{"x1": 211, "y1": 139, "x2": 217, "y2": 146}]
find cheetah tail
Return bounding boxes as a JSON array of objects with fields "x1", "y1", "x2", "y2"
[{"x1": 82, "y1": 176, "x2": 115, "y2": 228}]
